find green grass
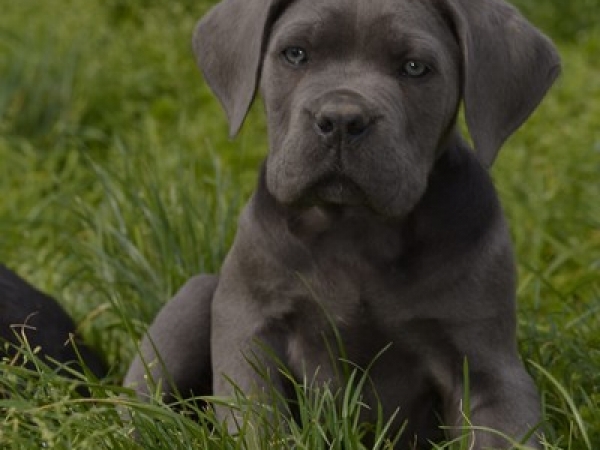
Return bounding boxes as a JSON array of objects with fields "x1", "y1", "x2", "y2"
[{"x1": 1, "y1": 0, "x2": 598, "y2": 448}]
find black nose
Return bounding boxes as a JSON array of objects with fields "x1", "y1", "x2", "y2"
[{"x1": 313, "y1": 92, "x2": 372, "y2": 140}]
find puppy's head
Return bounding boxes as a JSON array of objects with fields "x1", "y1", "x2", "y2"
[{"x1": 193, "y1": 0, "x2": 560, "y2": 218}]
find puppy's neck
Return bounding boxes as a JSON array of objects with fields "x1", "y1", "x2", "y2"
[{"x1": 242, "y1": 164, "x2": 406, "y2": 271}]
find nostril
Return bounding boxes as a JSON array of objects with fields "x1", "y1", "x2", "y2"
[
  {"x1": 316, "y1": 116, "x2": 335, "y2": 135},
  {"x1": 347, "y1": 116, "x2": 368, "y2": 136}
]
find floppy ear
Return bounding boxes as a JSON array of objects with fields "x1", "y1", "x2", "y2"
[
  {"x1": 193, "y1": 0, "x2": 291, "y2": 138},
  {"x1": 445, "y1": 0, "x2": 561, "y2": 168}
]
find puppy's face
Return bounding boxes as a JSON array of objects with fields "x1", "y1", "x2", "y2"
[{"x1": 261, "y1": 0, "x2": 461, "y2": 217}]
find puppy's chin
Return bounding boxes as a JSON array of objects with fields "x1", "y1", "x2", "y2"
[
  {"x1": 309, "y1": 175, "x2": 367, "y2": 207},
  {"x1": 267, "y1": 168, "x2": 425, "y2": 220},
  {"x1": 287, "y1": 176, "x2": 401, "y2": 218}
]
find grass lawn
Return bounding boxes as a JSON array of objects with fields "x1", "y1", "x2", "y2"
[{"x1": 1, "y1": 0, "x2": 598, "y2": 448}]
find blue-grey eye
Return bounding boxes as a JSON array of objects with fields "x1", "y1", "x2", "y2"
[
  {"x1": 283, "y1": 47, "x2": 308, "y2": 66},
  {"x1": 401, "y1": 60, "x2": 430, "y2": 78}
]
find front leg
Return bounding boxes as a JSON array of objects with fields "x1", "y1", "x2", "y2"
[
  {"x1": 210, "y1": 284, "x2": 292, "y2": 432},
  {"x1": 124, "y1": 274, "x2": 218, "y2": 403},
  {"x1": 442, "y1": 358, "x2": 542, "y2": 449}
]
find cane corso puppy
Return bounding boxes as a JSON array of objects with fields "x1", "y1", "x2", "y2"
[
  {"x1": 125, "y1": 0, "x2": 560, "y2": 447},
  {"x1": 0, "y1": 265, "x2": 107, "y2": 386}
]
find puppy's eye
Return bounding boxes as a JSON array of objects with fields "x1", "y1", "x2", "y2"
[
  {"x1": 401, "y1": 60, "x2": 431, "y2": 78},
  {"x1": 282, "y1": 47, "x2": 308, "y2": 66}
]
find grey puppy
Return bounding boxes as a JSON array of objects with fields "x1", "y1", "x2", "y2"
[{"x1": 125, "y1": 0, "x2": 560, "y2": 447}]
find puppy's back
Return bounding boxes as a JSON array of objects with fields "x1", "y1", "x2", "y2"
[{"x1": 0, "y1": 265, "x2": 107, "y2": 381}]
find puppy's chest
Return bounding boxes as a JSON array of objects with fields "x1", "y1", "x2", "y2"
[
  {"x1": 257, "y1": 208, "x2": 453, "y2": 333},
  {"x1": 291, "y1": 235, "x2": 408, "y2": 328}
]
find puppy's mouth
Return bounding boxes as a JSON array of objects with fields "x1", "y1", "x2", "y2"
[{"x1": 305, "y1": 174, "x2": 367, "y2": 207}]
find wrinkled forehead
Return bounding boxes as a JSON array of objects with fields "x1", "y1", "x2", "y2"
[{"x1": 271, "y1": 0, "x2": 454, "y2": 49}]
